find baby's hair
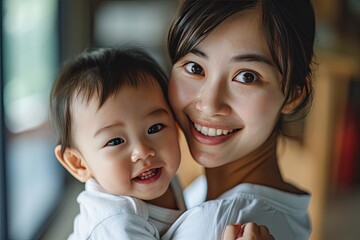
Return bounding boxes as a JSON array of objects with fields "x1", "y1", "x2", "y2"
[{"x1": 49, "y1": 46, "x2": 168, "y2": 156}]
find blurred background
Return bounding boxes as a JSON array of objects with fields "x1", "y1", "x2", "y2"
[{"x1": 0, "y1": 0, "x2": 359, "y2": 239}]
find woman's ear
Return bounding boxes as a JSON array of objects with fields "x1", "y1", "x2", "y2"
[
  {"x1": 54, "y1": 145, "x2": 92, "y2": 182},
  {"x1": 282, "y1": 86, "x2": 305, "y2": 114}
]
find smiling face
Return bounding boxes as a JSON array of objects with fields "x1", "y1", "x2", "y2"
[
  {"x1": 168, "y1": 9, "x2": 288, "y2": 168},
  {"x1": 70, "y1": 80, "x2": 180, "y2": 200}
]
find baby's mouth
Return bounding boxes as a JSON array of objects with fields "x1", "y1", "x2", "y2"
[
  {"x1": 134, "y1": 168, "x2": 160, "y2": 181},
  {"x1": 194, "y1": 123, "x2": 239, "y2": 137}
]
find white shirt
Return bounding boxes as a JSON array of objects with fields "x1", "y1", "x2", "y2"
[
  {"x1": 69, "y1": 177, "x2": 185, "y2": 240},
  {"x1": 162, "y1": 176, "x2": 311, "y2": 240}
]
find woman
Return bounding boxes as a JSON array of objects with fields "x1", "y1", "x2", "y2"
[{"x1": 162, "y1": 0, "x2": 316, "y2": 239}]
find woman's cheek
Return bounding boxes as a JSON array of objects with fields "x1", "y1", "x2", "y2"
[{"x1": 251, "y1": 95, "x2": 283, "y2": 129}]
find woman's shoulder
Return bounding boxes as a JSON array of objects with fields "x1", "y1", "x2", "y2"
[
  {"x1": 218, "y1": 183, "x2": 310, "y2": 213},
  {"x1": 163, "y1": 182, "x2": 311, "y2": 240}
]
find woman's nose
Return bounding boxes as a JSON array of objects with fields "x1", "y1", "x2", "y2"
[
  {"x1": 131, "y1": 142, "x2": 155, "y2": 163},
  {"x1": 195, "y1": 80, "x2": 231, "y2": 116}
]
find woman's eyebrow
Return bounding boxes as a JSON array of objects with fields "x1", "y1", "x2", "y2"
[
  {"x1": 190, "y1": 48, "x2": 274, "y2": 67},
  {"x1": 232, "y1": 53, "x2": 274, "y2": 67},
  {"x1": 189, "y1": 48, "x2": 208, "y2": 59}
]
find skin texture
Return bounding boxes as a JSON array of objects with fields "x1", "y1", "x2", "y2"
[
  {"x1": 55, "y1": 80, "x2": 181, "y2": 202},
  {"x1": 169, "y1": 9, "x2": 304, "y2": 200}
]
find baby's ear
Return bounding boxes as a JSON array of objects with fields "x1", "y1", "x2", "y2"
[
  {"x1": 282, "y1": 86, "x2": 305, "y2": 114},
  {"x1": 54, "y1": 145, "x2": 91, "y2": 182}
]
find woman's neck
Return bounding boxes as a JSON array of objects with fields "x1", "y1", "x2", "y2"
[{"x1": 205, "y1": 132, "x2": 303, "y2": 200}]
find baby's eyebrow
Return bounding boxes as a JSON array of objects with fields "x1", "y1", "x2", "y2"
[
  {"x1": 94, "y1": 121, "x2": 124, "y2": 138},
  {"x1": 93, "y1": 109, "x2": 170, "y2": 137},
  {"x1": 147, "y1": 108, "x2": 170, "y2": 118}
]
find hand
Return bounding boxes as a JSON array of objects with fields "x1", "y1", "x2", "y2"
[{"x1": 223, "y1": 223, "x2": 275, "y2": 240}]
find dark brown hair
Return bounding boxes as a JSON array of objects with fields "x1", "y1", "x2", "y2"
[{"x1": 50, "y1": 46, "x2": 169, "y2": 156}]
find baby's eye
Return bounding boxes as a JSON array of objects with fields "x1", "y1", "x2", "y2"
[
  {"x1": 184, "y1": 62, "x2": 205, "y2": 76},
  {"x1": 106, "y1": 138, "x2": 125, "y2": 146},
  {"x1": 148, "y1": 123, "x2": 165, "y2": 134},
  {"x1": 234, "y1": 71, "x2": 260, "y2": 84}
]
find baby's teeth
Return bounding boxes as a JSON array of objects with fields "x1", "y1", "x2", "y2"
[
  {"x1": 216, "y1": 129, "x2": 222, "y2": 136},
  {"x1": 138, "y1": 169, "x2": 156, "y2": 179}
]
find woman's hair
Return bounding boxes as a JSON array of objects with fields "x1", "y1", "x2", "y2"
[
  {"x1": 50, "y1": 46, "x2": 168, "y2": 156},
  {"x1": 168, "y1": 0, "x2": 316, "y2": 127}
]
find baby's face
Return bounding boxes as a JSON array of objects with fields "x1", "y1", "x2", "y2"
[{"x1": 71, "y1": 79, "x2": 180, "y2": 200}]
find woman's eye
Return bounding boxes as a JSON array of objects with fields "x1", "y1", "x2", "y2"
[
  {"x1": 148, "y1": 123, "x2": 165, "y2": 134},
  {"x1": 184, "y1": 62, "x2": 204, "y2": 75},
  {"x1": 106, "y1": 138, "x2": 125, "y2": 146},
  {"x1": 234, "y1": 71, "x2": 260, "y2": 84}
]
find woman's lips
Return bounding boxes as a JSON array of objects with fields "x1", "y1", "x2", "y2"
[
  {"x1": 190, "y1": 121, "x2": 240, "y2": 145},
  {"x1": 194, "y1": 123, "x2": 236, "y2": 136}
]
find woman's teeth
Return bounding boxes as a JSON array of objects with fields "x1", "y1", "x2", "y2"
[{"x1": 194, "y1": 123, "x2": 234, "y2": 136}]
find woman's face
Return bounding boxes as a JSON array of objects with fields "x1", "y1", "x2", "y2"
[{"x1": 168, "y1": 9, "x2": 286, "y2": 168}]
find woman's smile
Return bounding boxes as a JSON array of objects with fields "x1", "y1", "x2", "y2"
[{"x1": 193, "y1": 123, "x2": 238, "y2": 137}]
